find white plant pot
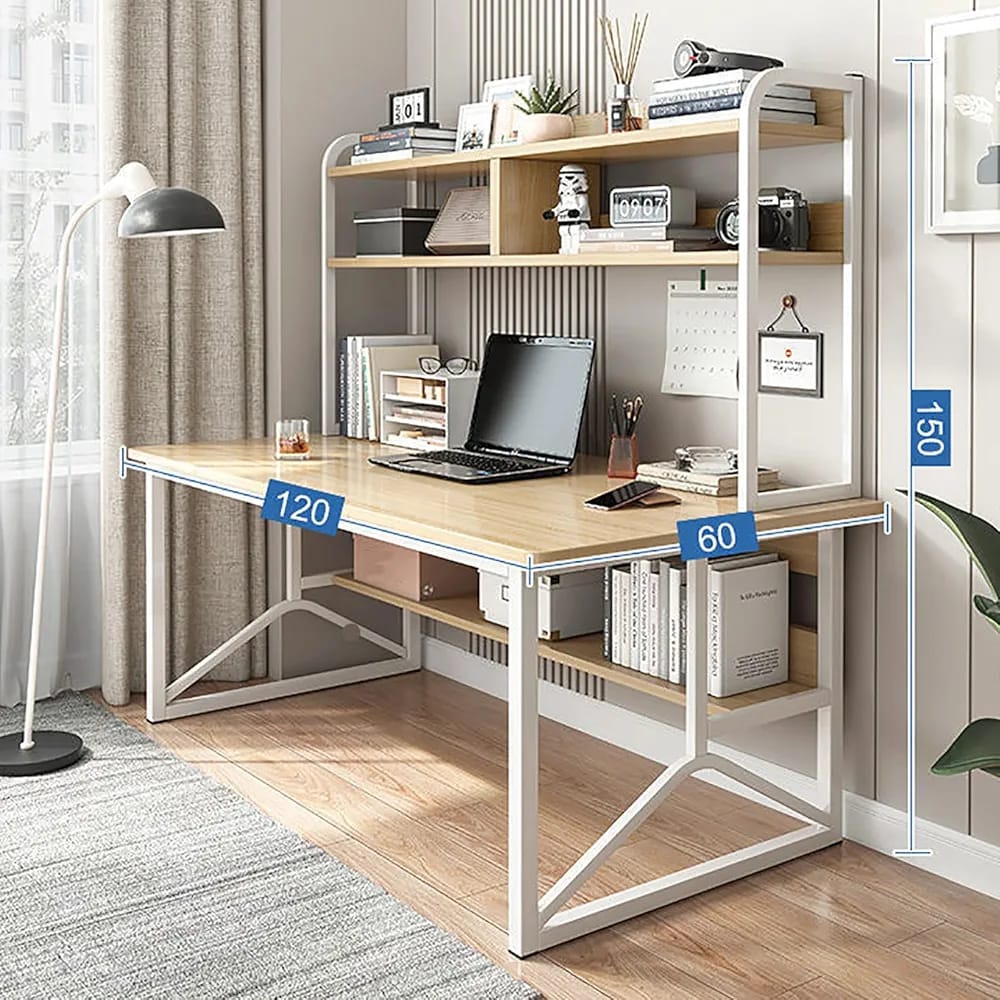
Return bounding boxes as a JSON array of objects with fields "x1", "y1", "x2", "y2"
[{"x1": 519, "y1": 113, "x2": 573, "y2": 143}]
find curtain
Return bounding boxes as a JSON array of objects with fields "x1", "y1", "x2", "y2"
[
  {"x1": 100, "y1": 0, "x2": 266, "y2": 704},
  {"x1": 0, "y1": 4, "x2": 102, "y2": 706}
]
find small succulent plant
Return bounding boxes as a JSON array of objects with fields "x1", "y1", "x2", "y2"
[{"x1": 515, "y1": 75, "x2": 578, "y2": 116}]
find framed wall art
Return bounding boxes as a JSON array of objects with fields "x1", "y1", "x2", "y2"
[{"x1": 928, "y1": 10, "x2": 1000, "y2": 233}]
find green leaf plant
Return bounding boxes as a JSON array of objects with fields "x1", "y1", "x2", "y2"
[
  {"x1": 514, "y1": 75, "x2": 579, "y2": 116},
  {"x1": 907, "y1": 490, "x2": 1000, "y2": 777}
]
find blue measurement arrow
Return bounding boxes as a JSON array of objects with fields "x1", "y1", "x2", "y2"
[{"x1": 892, "y1": 56, "x2": 934, "y2": 860}]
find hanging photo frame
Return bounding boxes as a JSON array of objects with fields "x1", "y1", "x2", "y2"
[{"x1": 758, "y1": 295, "x2": 824, "y2": 398}]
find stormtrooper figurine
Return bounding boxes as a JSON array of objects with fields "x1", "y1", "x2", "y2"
[{"x1": 542, "y1": 163, "x2": 591, "y2": 254}]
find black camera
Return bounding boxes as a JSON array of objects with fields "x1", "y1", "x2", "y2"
[{"x1": 714, "y1": 187, "x2": 810, "y2": 251}]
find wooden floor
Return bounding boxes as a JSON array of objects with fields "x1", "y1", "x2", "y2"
[{"x1": 109, "y1": 672, "x2": 1000, "y2": 1000}]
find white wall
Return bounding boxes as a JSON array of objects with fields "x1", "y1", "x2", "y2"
[{"x1": 262, "y1": 0, "x2": 409, "y2": 673}]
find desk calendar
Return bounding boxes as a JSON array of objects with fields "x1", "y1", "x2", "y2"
[{"x1": 661, "y1": 279, "x2": 739, "y2": 399}]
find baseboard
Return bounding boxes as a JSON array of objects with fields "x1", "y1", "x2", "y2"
[{"x1": 422, "y1": 635, "x2": 1000, "y2": 902}]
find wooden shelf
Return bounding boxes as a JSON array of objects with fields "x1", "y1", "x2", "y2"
[
  {"x1": 332, "y1": 573, "x2": 817, "y2": 716},
  {"x1": 328, "y1": 250, "x2": 843, "y2": 270},
  {"x1": 327, "y1": 118, "x2": 844, "y2": 181}
]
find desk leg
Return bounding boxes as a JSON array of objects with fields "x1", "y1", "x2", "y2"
[
  {"x1": 507, "y1": 567, "x2": 540, "y2": 958},
  {"x1": 145, "y1": 473, "x2": 168, "y2": 722},
  {"x1": 817, "y1": 528, "x2": 845, "y2": 835}
]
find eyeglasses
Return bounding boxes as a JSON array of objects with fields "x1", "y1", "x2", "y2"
[{"x1": 418, "y1": 356, "x2": 479, "y2": 376}]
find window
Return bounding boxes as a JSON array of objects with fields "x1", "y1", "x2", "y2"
[
  {"x1": 52, "y1": 42, "x2": 93, "y2": 104},
  {"x1": 54, "y1": 0, "x2": 94, "y2": 22},
  {"x1": 2, "y1": 194, "x2": 25, "y2": 242},
  {"x1": 1, "y1": 113, "x2": 25, "y2": 150},
  {"x1": 52, "y1": 121, "x2": 92, "y2": 154},
  {"x1": 2, "y1": 30, "x2": 23, "y2": 80}
]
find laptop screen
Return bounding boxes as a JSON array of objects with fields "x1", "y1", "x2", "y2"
[{"x1": 465, "y1": 335, "x2": 595, "y2": 462}]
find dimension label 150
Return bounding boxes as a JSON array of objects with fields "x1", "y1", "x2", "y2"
[{"x1": 911, "y1": 389, "x2": 951, "y2": 467}]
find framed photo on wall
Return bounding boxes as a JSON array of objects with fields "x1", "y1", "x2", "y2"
[
  {"x1": 482, "y1": 74, "x2": 533, "y2": 145},
  {"x1": 929, "y1": 10, "x2": 1000, "y2": 233}
]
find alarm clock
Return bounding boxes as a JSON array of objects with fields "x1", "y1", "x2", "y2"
[{"x1": 609, "y1": 185, "x2": 697, "y2": 229}]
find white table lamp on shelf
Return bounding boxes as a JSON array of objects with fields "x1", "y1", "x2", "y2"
[{"x1": 0, "y1": 162, "x2": 225, "y2": 777}]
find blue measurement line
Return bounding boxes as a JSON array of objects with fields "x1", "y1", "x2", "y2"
[{"x1": 892, "y1": 57, "x2": 933, "y2": 859}]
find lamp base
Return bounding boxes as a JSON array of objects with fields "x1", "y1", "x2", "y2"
[{"x1": 0, "y1": 730, "x2": 84, "y2": 776}]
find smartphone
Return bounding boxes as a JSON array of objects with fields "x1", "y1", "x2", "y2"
[{"x1": 583, "y1": 479, "x2": 661, "y2": 511}]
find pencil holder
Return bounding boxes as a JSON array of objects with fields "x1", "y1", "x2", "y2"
[{"x1": 607, "y1": 434, "x2": 638, "y2": 479}]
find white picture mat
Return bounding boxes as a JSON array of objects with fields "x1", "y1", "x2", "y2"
[
  {"x1": 482, "y1": 74, "x2": 533, "y2": 145},
  {"x1": 661, "y1": 279, "x2": 738, "y2": 398},
  {"x1": 759, "y1": 333, "x2": 821, "y2": 393},
  {"x1": 928, "y1": 10, "x2": 1000, "y2": 233}
]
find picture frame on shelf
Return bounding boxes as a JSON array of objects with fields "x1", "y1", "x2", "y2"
[
  {"x1": 928, "y1": 10, "x2": 1000, "y2": 233},
  {"x1": 482, "y1": 74, "x2": 534, "y2": 145},
  {"x1": 388, "y1": 86, "x2": 432, "y2": 128},
  {"x1": 758, "y1": 330, "x2": 823, "y2": 397},
  {"x1": 456, "y1": 101, "x2": 495, "y2": 151}
]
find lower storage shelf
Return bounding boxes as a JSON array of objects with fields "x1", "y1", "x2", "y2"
[{"x1": 331, "y1": 574, "x2": 817, "y2": 717}]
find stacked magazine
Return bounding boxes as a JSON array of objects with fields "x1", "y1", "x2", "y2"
[
  {"x1": 635, "y1": 460, "x2": 781, "y2": 497},
  {"x1": 647, "y1": 70, "x2": 816, "y2": 128}
]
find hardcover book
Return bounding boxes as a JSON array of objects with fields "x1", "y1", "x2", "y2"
[{"x1": 708, "y1": 557, "x2": 788, "y2": 697}]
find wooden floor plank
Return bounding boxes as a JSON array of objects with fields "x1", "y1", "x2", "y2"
[
  {"x1": 244, "y1": 760, "x2": 506, "y2": 899},
  {"x1": 778, "y1": 978, "x2": 865, "y2": 999},
  {"x1": 810, "y1": 841, "x2": 1000, "y2": 947},
  {"x1": 545, "y1": 927, "x2": 733, "y2": 1000},
  {"x1": 612, "y1": 893, "x2": 816, "y2": 999},
  {"x1": 693, "y1": 880, "x2": 991, "y2": 1000},
  {"x1": 749, "y1": 855, "x2": 942, "y2": 946},
  {"x1": 893, "y1": 922, "x2": 1000, "y2": 998}
]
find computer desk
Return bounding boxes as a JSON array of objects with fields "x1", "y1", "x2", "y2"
[{"x1": 124, "y1": 436, "x2": 886, "y2": 957}]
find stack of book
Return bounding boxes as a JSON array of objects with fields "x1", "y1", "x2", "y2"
[
  {"x1": 578, "y1": 224, "x2": 720, "y2": 254},
  {"x1": 351, "y1": 125, "x2": 458, "y2": 164},
  {"x1": 635, "y1": 460, "x2": 781, "y2": 497},
  {"x1": 603, "y1": 553, "x2": 789, "y2": 697},
  {"x1": 646, "y1": 70, "x2": 816, "y2": 128},
  {"x1": 338, "y1": 334, "x2": 435, "y2": 438}
]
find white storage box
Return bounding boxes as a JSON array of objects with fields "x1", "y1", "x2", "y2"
[{"x1": 479, "y1": 568, "x2": 604, "y2": 640}]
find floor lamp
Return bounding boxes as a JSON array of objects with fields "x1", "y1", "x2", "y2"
[{"x1": 0, "y1": 162, "x2": 225, "y2": 777}]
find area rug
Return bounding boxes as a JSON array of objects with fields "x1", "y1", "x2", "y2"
[{"x1": 0, "y1": 695, "x2": 540, "y2": 1000}]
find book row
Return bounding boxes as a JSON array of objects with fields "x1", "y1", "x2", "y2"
[{"x1": 603, "y1": 551, "x2": 789, "y2": 697}]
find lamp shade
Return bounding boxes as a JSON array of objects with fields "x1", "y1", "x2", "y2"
[{"x1": 118, "y1": 186, "x2": 225, "y2": 239}]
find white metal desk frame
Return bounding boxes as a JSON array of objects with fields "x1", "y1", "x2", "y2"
[{"x1": 123, "y1": 449, "x2": 886, "y2": 957}]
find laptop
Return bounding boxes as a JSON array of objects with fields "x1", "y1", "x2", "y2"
[{"x1": 369, "y1": 334, "x2": 595, "y2": 483}]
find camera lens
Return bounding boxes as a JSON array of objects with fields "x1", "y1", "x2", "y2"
[{"x1": 758, "y1": 207, "x2": 784, "y2": 247}]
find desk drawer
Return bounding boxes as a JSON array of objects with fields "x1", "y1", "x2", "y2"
[{"x1": 353, "y1": 536, "x2": 477, "y2": 602}]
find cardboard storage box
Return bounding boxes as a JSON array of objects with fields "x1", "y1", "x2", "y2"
[
  {"x1": 479, "y1": 568, "x2": 604, "y2": 640},
  {"x1": 354, "y1": 536, "x2": 478, "y2": 602}
]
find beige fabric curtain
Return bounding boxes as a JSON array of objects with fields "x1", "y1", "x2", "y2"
[{"x1": 100, "y1": 1, "x2": 266, "y2": 704}]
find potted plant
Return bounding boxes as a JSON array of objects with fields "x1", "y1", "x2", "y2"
[
  {"x1": 910, "y1": 491, "x2": 1000, "y2": 776},
  {"x1": 515, "y1": 76, "x2": 579, "y2": 143}
]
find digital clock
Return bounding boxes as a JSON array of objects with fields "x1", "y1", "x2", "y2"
[{"x1": 609, "y1": 185, "x2": 697, "y2": 229}]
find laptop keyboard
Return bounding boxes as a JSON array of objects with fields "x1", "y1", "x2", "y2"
[{"x1": 420, "y1": 450, "x2": 540, "y2": 474}]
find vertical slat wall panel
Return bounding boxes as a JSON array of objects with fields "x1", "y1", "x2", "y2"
[{"x1": 462, "y1": 0, "x2": 606, "y2": 698}]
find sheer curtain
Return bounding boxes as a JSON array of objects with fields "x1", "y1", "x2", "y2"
[{"x1": 0, "y1": 0, "x2": 101, "y2": 706}]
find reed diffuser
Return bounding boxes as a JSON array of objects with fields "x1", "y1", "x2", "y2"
[{"x1": 600, "y1": 13, "x2": 648, "y2": 132}]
